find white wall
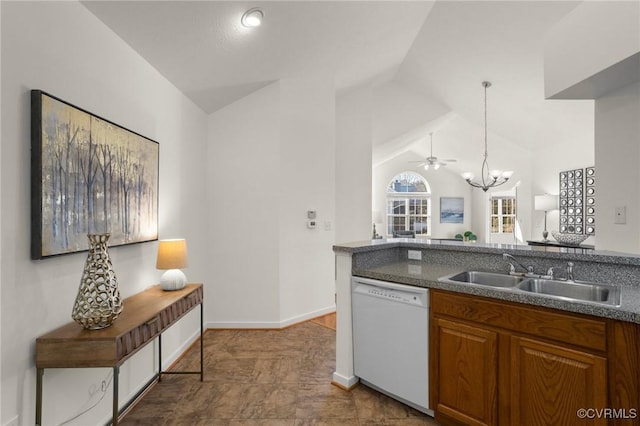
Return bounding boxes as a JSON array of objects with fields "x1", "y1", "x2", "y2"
[
  {"x1": 206, "y1": 77, "x2": 336, "y2": 328},
  {"x1": 544, "y1": 1, "x2": 640, "y2": 98},
  {"x1": 595, "y1": 81, "x2": 640, "y2": 253},
  {"x1": 542, "y1": 0, "x2": 639, "y2": 252},
  {"x1": 372, "y1": 81, "x2": 450, "y2": 148},
  {"x1": 335, "y1": 86, "x2": 373, "y2": 244},
  {"x1": 206, "y1": 82, "x2": 282, "y2": 326},
  {"x1": 278, "y1": 77, "x2": 336, "y2": 324},
  {"x1": 1, "y1": 2, "x2": 208, "y2": 425},
  {"x1": 530, "y1": 118, "x2": 595, "y2": 244},
  {"x1": 0, "y1": 3, "x2": 3, "y2": 422}
]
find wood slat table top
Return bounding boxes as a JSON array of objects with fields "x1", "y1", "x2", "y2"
[{"x1": 36, "y1": 283, "x2": 202, "y2": 343}]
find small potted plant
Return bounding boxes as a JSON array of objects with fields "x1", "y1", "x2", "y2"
[{"x1": 455, "y1": 231, "x2": 477, "y2": 242}]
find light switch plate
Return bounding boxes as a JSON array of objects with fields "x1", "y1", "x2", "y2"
[
  {"x1": 408, "y1": 250, "x2": 422, "y2": 260},
  {"x1": 615, "y1": 206, "x2": 626, "y2": 224}
]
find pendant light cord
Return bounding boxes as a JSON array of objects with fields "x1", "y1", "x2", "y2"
[
  {"x1": 462, "y1": 80, "x2": 511, "y2": 192},
  {"x1": 481, "y1": 81, "x2": 491, "y2": 187}
]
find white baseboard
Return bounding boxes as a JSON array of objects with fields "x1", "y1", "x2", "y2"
[
  {"x1": 280, "y1": 305, "x2": 336, "y2": 328},
  {"x1": 332, "y1": 371, "x2": 359, "y2": 389},
  {"x1": 206, "y1": 304, "x2": 336, "y2": 329}
]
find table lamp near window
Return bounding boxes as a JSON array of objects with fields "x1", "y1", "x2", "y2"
[
  {"x1": 534, "y1": 194, "x2": 558, "y2": 241},
  {"x1": 156, "y1": 239, "x2": 188, "y2": 291}
]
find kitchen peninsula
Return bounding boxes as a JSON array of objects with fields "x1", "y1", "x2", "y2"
[{"x1": 333, "y1": 239, "x2": 640, "y2": 425}]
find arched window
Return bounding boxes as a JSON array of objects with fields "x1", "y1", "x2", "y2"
[{"x1": 386, "y1": 172, "x2": 431, "y2": 237}]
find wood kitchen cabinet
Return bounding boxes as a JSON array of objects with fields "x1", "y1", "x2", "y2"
[
  {"x1": 430, "y1": 289, "x2": 639, "y2": 426},
  {"x1": 433, "y1": 317, "x2": 498, "y2": 426},
  {"x1": 510, "y1": 336, "x2": 607, "y2": 425}
]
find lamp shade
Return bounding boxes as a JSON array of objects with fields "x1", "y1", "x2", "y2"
[
  {"x1": 156, "y1": 239, "x2": 188, "y2": 270},
  {"x1": 534, "y1": 194, "x2": 558, "y2": 212}
]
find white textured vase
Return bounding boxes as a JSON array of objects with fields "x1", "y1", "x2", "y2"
[{"x1": 71, "y1": 233, "x2": 123, "y2": 329}]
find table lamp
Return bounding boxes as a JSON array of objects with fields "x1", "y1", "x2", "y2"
[
  {"x1": 156, "y1": 239, "x2": 188, "y2": 290},
  {"x1": 534, "y1": 194, "x2": 558, "y2": 241}
]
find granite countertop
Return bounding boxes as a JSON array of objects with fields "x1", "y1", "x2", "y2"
[
  {"x1": 336, "y1": 238, "x2": 640, "y2": 266},
  {"x1": 353, "y1": 260, "x2": 640, "y2": 324}
]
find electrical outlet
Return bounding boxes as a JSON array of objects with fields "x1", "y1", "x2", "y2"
[
  {"x1": 615, "y1": 206, "x2": 626, "y2": 224},
  {"x1": 408, "y1": 250, "x2": 422, "y2": 260}
]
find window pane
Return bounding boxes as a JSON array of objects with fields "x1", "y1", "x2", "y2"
[
  {"x1": 387, "y1": 172, "x2": 430, "y2": 194},
  {"x1": 393, "y1": 216, "x2": 405, "y2": 232},
  {"x1": 386, "y1": 172, "x2": 432, "y2": 236},
  {"x1": 409, "y1": 199, "x2": 417, "y2": 214},
  {"x1": 391, "y1": 200, "x2": 405, "y2": 214},
  {"x1": 413, "y1": 181, "x2": 427, "y2": 192},
  {"x1": 413, "y1": 219, "x2": 428, "y2": 235},
  {"x1": 415, "y1": 199, "x2": 428, "y2": 215},
  {"x1": 490, "y1": 197, "x2": 516, "y2": 233},
  {"x1": 503, "y1": 199, "x2": 515, "y2": 214},
  {"x1": 503, "y1": 216, "x2": 515, "y2": 233},
  {"x1": 491, "y1": 216, "x2": 499, "y2": 233}
]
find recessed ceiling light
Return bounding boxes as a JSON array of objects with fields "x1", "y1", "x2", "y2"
[{"x1": 241, "y1": 8, "x2": 264, "y2": 28}]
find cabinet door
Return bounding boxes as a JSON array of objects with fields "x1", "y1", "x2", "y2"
[
  {"x1": 433, "y1": 317, "x2": 498, "y2": 426},
  {"x1": 510, "y1": 336, "x2": 607, "y2": 426}
]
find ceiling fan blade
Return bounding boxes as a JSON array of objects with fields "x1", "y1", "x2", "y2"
[{"x1": 442, "y1": 159, "x2": 457, "y2": 162}]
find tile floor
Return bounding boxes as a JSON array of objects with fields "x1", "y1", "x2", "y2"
[{"x1": 120, "y1": 319, "x2": 438, "y2": 425}]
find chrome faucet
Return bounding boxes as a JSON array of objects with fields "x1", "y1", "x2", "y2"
[
  {"x1": 502, "y1": 253, "x2": 534, "y2": 276},
  {"x1": 546, "y1": 266, "x2": 561, "y2": 280},
  {"x1": 566, "y1": 262, "x2": 575, "y2": 281},
  {"x1": 546, "y1": 262, "x2": 575, "y2": 281}
]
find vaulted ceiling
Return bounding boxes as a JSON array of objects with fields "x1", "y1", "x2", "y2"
[{"x1": 83, "y1": 1, "x2": 595, "y2": 172}]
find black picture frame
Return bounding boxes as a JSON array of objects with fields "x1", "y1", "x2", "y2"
[{"x1": 31, "y1": 90, "x2": 159, "y2": 259}]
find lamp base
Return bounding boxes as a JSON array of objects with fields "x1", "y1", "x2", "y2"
[
  {"x1": 542, "y1": 230, "x2": 549, "y2": 241},
  {"x1": 160, "y1": 269, "x2": 187, "y2": 291}
]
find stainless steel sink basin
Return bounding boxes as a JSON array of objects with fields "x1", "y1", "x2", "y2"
[
  {"x1": 517, "y1": 279, "x2": 621, "y2": 306},
  {"x1": 440, "y1": 271, "x2": 525, "y2": 288}
]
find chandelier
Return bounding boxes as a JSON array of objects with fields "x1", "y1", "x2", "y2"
[{"x1": 462, "y1": 81, "x2": 513, "y2": 192}]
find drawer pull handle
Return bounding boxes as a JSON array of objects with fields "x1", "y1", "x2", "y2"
[{"x1": 145, "y1": 317, "x2": 159, "y2": 326}]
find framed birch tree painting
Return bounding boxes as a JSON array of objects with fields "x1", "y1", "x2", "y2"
[{"x1": 31, "y1": 90, "x2": 159, "y2": 259}]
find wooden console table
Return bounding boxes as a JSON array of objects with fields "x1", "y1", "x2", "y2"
[
  {"x1": 35, "y1": 283, "x2": 203, "y2": 426},
  {"x1": 526, "y1": 240, "x2": 594, "y2": 253}
]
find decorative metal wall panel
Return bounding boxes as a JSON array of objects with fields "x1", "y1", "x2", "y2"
[
  {"x1": 585, "y1": 167, "x2": 596, "y2": 235},
  {"x1": 559, "y1": 169, "x2": 584, "y2": 234}
]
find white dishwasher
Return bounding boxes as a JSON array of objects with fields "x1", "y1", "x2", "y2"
[{"x1": 352, "y1": 276, "x2": 432, "y2": 415}]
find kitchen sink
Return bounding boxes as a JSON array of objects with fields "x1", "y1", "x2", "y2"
[
  {"x1": 440, "y1": 271, "x2": 525, "y2": 288},
  {"x1": 516, "y1": 279, "x2": 621, "y2": 306}
]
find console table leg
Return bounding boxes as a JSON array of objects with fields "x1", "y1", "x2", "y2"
[
  {"x1": 112, "y1": 366, "x2": 119, "y2": 426},
  {"x1": 35, "y1": 368, "x2": 43, "y2": 426},
  {"x1": 200, "y1": 303, "x2": 204, "y2": 382},
  {"x1": 158, "y1": 334, "x2": 162, "y2": 382}
]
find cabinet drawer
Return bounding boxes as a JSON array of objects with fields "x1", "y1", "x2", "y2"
[
  {"x1": 116, "y1": 286, "x2": 203, "y2": 360},
  {"x1": 116, "y1": 315, "x2": 161, "y2": 359},
  {"x1": 158, "y1": 287, "x2": 203, "y2": 329},
  {"x1": 431, "y1": 290, "x2": 607, "y2": 352}
]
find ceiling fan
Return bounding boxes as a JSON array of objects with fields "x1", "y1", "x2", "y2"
[{"x1": 409, "y1": 132, "x2": 456, "y2": 170}]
